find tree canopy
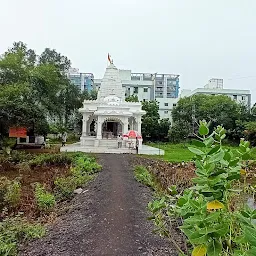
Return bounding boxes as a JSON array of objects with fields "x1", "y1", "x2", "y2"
[
  {"x1": 0, "y1": 41, "x2": 84, "y2": 137},
  {"x1": 170, "y1": 94, "x2": 252, "y2": 142}
]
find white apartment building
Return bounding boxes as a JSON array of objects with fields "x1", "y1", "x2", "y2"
[{"x1": 181, "y1": 78, "x2": 251, "y2": 108}]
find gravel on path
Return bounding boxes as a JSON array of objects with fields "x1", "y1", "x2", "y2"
[{"x1": 20, "y1": 154, "x2": 178, "y2": 256}]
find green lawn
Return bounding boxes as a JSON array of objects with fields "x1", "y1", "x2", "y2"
[
  {"x1": 147, "y1": 143, "x2": 194, "y2": 162},
  {"x1": 147, "y1": 142, "x2": 256, "y2": 163}
]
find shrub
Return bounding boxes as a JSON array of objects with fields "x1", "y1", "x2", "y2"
[
  {"x1": 54, "y1": 176, "x2": 77, "y2": 199},
  {"x1": 134, "y1": 166, "x2": 155, "y2": 188},
  {"x1": 148, "y1": 121, "x2": 256, "y2": 255},
  {"x1": 0, "y1": 178, "x2": 21, "y2": 210},
  {"x1": 70, "y1": 167, "x2": 94, "y2": 186},
  {"x1": 29, "y1": 153, "x2": 72, "y2": 167},
  {"x1": 0, "y1": 177, "x2": 9, "y2": 210},
  {"x1": 0, "y1": 215, "x2": 45, "y2": 255},
  {"x1": 10, "y1": 151, "x2": 32, "y2": 163},
  {"x1": 168, "y1": 120, "x2": 191, "y2": 143},
  {"x1": 74, "y1": 156, "x2": 102, "y2": 175},
  {"x1": 4, "y1": 180, "x2": 21, "y2": 207},
  {"x1": 34, "y1": 183, "x2": 56, "y2": 213}
]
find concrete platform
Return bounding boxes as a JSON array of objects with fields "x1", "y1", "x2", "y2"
[{"x1": 60, "y1": 143, "x2": 164, "y2": 155}]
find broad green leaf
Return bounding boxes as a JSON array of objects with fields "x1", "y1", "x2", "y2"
[
  {"x1": 245, "y1": 247, "x2": 256, "y2": 256},
  {"x1": 195, "y1": 160, "x2": 203, "y2": 169},
  {"x1": 207, "y1": 145, "x2": 220, "y2": 155},
  {"x1": 220, "y1": 134, "x2": 226, "y2": 140},
  {"x1": 212, "y1": 223, "x2": 229, "y2": 237},
  {"x1": 207, "y1": 200, "x2": 224, "y2": 210},
  {"x1": 242, "y1": 153, "x2": 251, "y2": 160},
  {"x1": 192, "y1": 245, "x2": 207, "y2": 256},
  {"x1": 192, "y1": 140, "x2": 206, "y2": 148},
  {"x1": 204, "y1": 212, "x2": 220, "y2": 222},
  {"x1": 244, "y1": 226, "x2": 256, "y2": 247},
  {"x1": 207, "y1": 240, "x2": 222, "y2": 256},
  {"x1": 204, "y1": 136, "x2": 214, "y2": 147},
  {"x1": 189, "y1": 231, "x2": 208, "y2": 244},
  {"x1": 199, "y1": 125, "x2": 209, "y2": 136},
  {"x1": 177, "y1": 197, "x2": 187, "y2": 207},
  {"x1": 188, "y1": 147, "x2": 205, "y2": 156},
  {"x1": 209, "y1": 150, "x2": 224, "y2": 163},
  {"x1": 229, "y1": 158, "x2": 239, "y2": 167},
  {"x1": 223, "y1": 151, "x2": 231, "y2": 161}
]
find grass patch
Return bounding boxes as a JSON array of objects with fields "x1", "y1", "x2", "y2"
[
  {"x1": 147, "y1": 142, "x2": 256, "y2": 162},
  {"x1": 0, "y1": 216, "x2": 45, "y2": 256},
  {"x1": 146, "y1": 143, "x2": 194, "y2": 162}
]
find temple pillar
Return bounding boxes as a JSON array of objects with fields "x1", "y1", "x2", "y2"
[
  {"x1": 82, "y1": 113, "x2": 88, "y2": 136},
  {"x1": 123, "y1": 117, "x2": 129, "y2": 134},
  {"x1": 96, "y1": 116, "x2": 102, "y2": 139}
]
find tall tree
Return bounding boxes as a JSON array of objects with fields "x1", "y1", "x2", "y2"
[
  {"x1": 172, "y1": 94, "x2": 252, "y2": 141},
  {"x1": 39, "y1": 48, "x2": 71, "y2": 72},
  {"x1": 141, "y1": 101, "x2": 160, "y2": 140}
]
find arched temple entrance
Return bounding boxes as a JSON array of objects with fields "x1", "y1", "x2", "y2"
[{"x1": 102, "y1": 118, "x2": 123, "y2": 138}]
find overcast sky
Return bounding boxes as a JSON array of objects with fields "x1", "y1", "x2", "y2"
[{"x1": 1, "y1": 0, "x2": 256, "y2": 103}]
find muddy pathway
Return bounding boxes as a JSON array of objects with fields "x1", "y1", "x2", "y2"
[{"x1": 20, "y1": 154, "x2": 177, "y2": 256}]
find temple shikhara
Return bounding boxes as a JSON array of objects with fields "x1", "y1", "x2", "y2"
[{"x1": 61, "y1": 57, "x2": 164, "y2": 155}]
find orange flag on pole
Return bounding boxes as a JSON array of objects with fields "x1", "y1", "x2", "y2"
[{"x1": 108, "y1": 53, "x2": 111, "y2": 63}]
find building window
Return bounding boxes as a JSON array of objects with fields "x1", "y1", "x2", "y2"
[
  {"x1": 242, "y1": 96, "x2": 246, "y2": 101},
  {"x1": 144, "y1": 88, "x2": 148, "y2": 92},
  {"x1": 233, "y1": 95, "x2": 237, "y2": 100},
  {"x1": 164, "y1": 103, "x2": 168, "y2": 106},
  {"x1": 134, "y1": 87, "x2": 138, "y2": 93},
  {"x1": 164, "y1": 110, "x2": 168, "y2": 114},
  {"x1": 173, "y1": 104, "x2": 177, "y2": 107},
  {"x1": 143, "y1": 99, "x2": 146, "y2": 102}
]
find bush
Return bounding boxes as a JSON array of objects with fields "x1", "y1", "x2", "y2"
[
  {"x1": 134, "y1": 166, "x2": 155, "y2": 188},
  {"x1": 74, "y1": 156, "x2": 101, "y2": 175},
  {"x1": 29, "y1": 153, "x2": 72, "y2": 167},
  {"x1": 0, "y1": 177, "x2": 21, "y2": 210},
  {"x1": 4, "y1": 180, "x2": 21, "y2": 207},
  {"x1": 168, "y1": 120, "x2": 191, "y2": 143},
  {"x1": 34, "y1": 183, "x2": 56, "y2": 213},
  {"x1": 0, "y1": 216, "x2": 45, "y2": 255},
  {"x1": 54, "y1": 176, "x2": 77, "y2": 199},
  {"x1": 70, "y1": 167, "x2": 93, "y2": 186},
  {"x1": 10, "y1": 151, "x2": 33, "y2": 163}
]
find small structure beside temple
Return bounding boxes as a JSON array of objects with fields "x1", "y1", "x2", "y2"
[{"x1": 61, "y1": 57, "x2": 164, "y2": 155}]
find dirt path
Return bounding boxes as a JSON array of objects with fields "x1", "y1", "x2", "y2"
[{"x1": 20, "y1": 154, "x2": 177, "y2": 256}]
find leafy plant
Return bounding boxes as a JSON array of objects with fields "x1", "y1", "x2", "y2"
[
  {"x1": 148, "y1": 121, "x2": 256, "y2": 255},
  {"x1": 54, "y1": 176, "x2": 77, "y2": 199},
  {"x1": 29, "y1": 153, "x2": 72, "y2": 167},
  {"x1": 34, "y1": 183, "x2": 56, "y2": 213},
  {"x1": 0, "y1": 177, "x2": 21, "y2": 210},
  {"x1": 0, "y1": 215, "x2": 45, "y2": 256},
  {"x1": 73, "y1": 156, "x2": 101, "y2": 175},
  {"x1": 4, "y1": 180, "x2": 21, "y2": 208},
  {"x1": 134, "y1": 166, "x2": 155, "y2": 188}
]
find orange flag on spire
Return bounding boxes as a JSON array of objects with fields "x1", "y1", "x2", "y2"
[{"x1": 108, "y1": 53, "x2": 111, "y2": 63}]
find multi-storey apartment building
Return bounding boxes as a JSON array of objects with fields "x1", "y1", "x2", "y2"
[{"x1": 181, "y1": 78, "x2": 251, "y2": 108}]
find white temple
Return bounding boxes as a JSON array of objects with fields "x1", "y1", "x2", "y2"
[
  {"x1": 80, "y1": 62, "x2": 145, "y2": 147},
  {"x1": 61, "y1": 58, "x2": 164, "y2": 155}
]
